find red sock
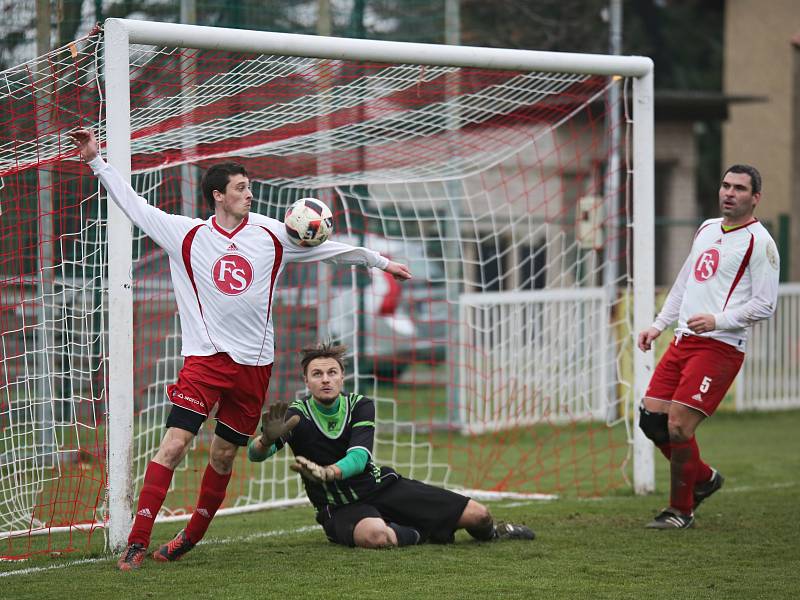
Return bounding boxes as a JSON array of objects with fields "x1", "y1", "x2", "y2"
[
  {"x1": 658, "y1": 439, "x2": 712, "y2": 484},
  {"x1": 656, "y1": 442, "x2": 671, "y2": 460},
  {"x1": 691, "y1": 437, "x2": 712, "y2": 483},
  {"x1": 184, "y1": 464, "x2": 232, "y2": 543},
  {"x1": 128, "y1": 461, "x2": 174, "y2": 546},
  {"x1": 669, "y1": 437, "x2": 698, "y2": 515}
]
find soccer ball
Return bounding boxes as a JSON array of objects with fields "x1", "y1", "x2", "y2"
[{"x1": 284, "y1": 198, "x2": 333, "y2": 247}]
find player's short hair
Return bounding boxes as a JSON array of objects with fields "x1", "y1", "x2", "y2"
[
  {"x1": 724, "y1": 164, "x2": 762, "y2": 195},
  {"x1": 201, "y1": 162, "x2": 249, "y2": 208},
  {"x1": 300, "y1": 342, "x2": 348, "y2": 376}
]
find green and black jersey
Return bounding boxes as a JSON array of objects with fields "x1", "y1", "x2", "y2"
[{"x1": 275, "y1": 393, "x2": 398, "y2": 509}]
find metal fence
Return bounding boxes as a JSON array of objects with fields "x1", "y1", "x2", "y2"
[{"x1": 735, "y1": 283, "x2": 800, "y2": 411}]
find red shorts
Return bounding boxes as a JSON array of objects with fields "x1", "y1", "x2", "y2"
[
  {"x1": 166, "y1": 353, "x2": 273, "y2": 438},
  {"x1": 645, "y1": 335, "x2": 744, "y2": 416}
]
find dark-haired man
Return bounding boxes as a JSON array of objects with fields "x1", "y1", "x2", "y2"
[
  {"x1": 637, "y1": 164, "x2": 779, "y2": 529},
  {"x1": 68, "y1": 129, "x2": 411, "y2": 569},
  {"x1": 248, "y1": 343, "x2": 535, "y2": 548}
]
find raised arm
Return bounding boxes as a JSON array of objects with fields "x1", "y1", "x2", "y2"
[
  {"x1": 290, "y1": 238, "x2": 412, "y2": 281},
  {"x1": 68, "y1": 128, "x2": 196, "y2": 254}
]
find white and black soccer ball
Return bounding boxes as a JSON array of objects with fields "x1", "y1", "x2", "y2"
[{"x1": 284, "y1": 198, "x2": 333, "y2": 247}]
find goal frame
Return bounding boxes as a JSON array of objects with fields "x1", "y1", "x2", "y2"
[{"x1": 102, "y1": 17, "x2": 656, "y2": 551}]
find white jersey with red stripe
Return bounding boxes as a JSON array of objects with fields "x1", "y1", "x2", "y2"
[
  {"x1": 90, "y1": 157, "x2": 390, "y2": 366},
  {"x1": 652, "y1": 217, "x2": 780, "y2": 351}
]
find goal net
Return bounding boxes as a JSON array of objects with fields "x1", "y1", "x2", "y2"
[{"x1": 0, "y1": 20, "x2": 654, "y2": 558}]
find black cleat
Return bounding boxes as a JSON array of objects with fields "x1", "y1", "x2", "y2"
[
  {"x1": 645, "y1": 508, "x2": 694, "y2": 529},
  {"x1": 152, "y1": 529, "x2": 196, "y2": 562},
  {"x1": 693, "y1": 468, "x2": 724, "y2": 509},
  {"x1": 493, "y1": 522, "x2": 535, "y2": 540}
]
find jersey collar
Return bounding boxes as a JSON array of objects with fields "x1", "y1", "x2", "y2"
[
  {"x1": 720, "y1": 218, "x2": 757, "y2": 234},
  {"x1": 212, "y1": 215, "x2": 248, "y2": 238}
]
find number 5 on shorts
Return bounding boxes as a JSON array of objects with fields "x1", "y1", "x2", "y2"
[{"x1": 699, "y1": 376, "x2": 712, "y2": 394}]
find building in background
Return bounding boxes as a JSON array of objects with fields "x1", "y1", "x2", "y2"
[{"x1": 723, "y1": 0, "x2": 799, "y2": 281}]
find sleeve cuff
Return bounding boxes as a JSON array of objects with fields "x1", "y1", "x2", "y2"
[
  {"x1": 87, "y1": 155, "x2": 106, "y2": 173},
  {"x1": 651, "y1": 319, "x2": 667, "y2": 332},
  {"x1": 713, "y1": 312, "x2": 730, "y2": 330},
  {"x1": 374, "y1": 256, "x2": 389, "y2": 270}
]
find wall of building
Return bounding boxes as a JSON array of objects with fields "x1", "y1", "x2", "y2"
[
  {"x1": 655, "y1": 122, "x2": 699, "y2": 285},
  {"x1": 723, "y1": 0, "x2": 799, "y2": 278}
]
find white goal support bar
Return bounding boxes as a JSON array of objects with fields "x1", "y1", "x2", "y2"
[{"x1": 103, "y1": 18, "x2": 655, "y2": 552}]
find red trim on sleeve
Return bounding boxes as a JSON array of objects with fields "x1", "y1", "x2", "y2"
[
  {"x1": 182, "y1": 224, "x2": 219, "y2": 351},
  {"x1": 255, "y1": 226, "x2": 285, "y2": 363},
  {"x1": 722, "y1": 232, "x2": 754, "y2": 310},
  {"x1": 693, "y1": 221, "x2": 714, "y2": 240}
]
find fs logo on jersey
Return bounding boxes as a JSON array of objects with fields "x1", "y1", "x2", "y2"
[
  {"x1": 693, "y1": 248, "x2": 720, "y2": 282},
  {"x1": 212, "y1": 254, "x2": 254, "y2": 295}
]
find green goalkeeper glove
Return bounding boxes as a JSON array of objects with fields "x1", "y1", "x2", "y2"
[
  {"x1": 261, "y1": 401, "x2": 301, "y2": 445},
  {"x1": 248, "y1": 401, "x2": 300, "y2": 462},
  {"x1": 290, "y1": 456, "x2": 338, "y2": 483}
]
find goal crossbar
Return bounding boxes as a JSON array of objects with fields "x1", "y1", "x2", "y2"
[{"x1": 108, "y1": 18, "x2": 653, "y2": 77}]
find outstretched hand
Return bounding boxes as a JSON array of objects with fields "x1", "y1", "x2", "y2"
[
  {"x1": 260, "y1": 401, "x2": 300, "y2": 446},
  {"x1": 385, "y1": 260, "x2": 412, "y2": 281},
  {"x1": 67, "y1": 128, "x2": 99, "y2": 162},
  {"x1": 290, "y1": 456, "x2": 338, "y2": 483}
]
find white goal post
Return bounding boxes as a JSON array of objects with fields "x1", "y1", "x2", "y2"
[{"x1": 100, "y1": 18, "x2": 655, "y2": 552}]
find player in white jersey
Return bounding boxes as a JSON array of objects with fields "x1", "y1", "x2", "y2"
[
  {"x1": 68, "y1": 129, "x2": 412, "y2": 568},
  {"x1": 636, "y1": 164, "x2": 779, "y2": 529}
]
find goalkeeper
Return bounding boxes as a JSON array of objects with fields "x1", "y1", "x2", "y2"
[{"x1": 248, "y1": 342, "x2": 534, "y2": 548}]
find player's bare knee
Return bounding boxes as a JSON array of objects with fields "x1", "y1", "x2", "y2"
[
  {"x1": 361, "y1": 529, "x2": 394, "y2": 549},
  {"x1": 154, "y1": 430, "x2": 193, "y2": 468},
  {"x1": 469, "y1": 501, "x2": 493, "y2": 529},
  {"x1": 667, "y1": 420, "x2": 691, "y2": 443},
  {"x1": 456, "y1": 499, "x2": 491, "y2": 529},
  {"x1": 209, "y1": 444, "x2": 237, "y2": 474},
  {"x1": 354, "y1": 520, "x2": 394, "y2": 549}
]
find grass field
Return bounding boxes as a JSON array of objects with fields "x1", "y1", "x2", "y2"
[{"x1": 2, "y1": 409, "x2": 799, "y2": 599}]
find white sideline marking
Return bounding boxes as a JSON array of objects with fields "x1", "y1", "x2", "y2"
[
  {"x1": 0, "y1": 525, "x2": 318, "y2": 578},
  {"x1": 0, "y1": 558, "x2": 104, "y2": 577},
  {"x1": 575, "y1": 480, "x2": 798, "y2": 502},
  {"x1": 496, "y1": 501, "x2": 539, "y2": 508},
  {"x1": 725, "y1": 481, "x2": 797, "y2": 493}
]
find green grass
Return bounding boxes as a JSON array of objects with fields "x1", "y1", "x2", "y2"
[{"x1": 2, "y1": 410, "x2": 799, "y2": 599}]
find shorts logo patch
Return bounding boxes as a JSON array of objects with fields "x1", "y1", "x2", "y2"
[
  {"x1": 171, "y1": 389, "x2": 204, "y2": 408},
  {"x1": 692, "y1": 393, "x2": 703, "y2": 403}
]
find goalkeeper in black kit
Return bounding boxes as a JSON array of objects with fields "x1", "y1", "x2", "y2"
[{"x1": 248, "y1": 342, "x2": 535, "y2": 548}]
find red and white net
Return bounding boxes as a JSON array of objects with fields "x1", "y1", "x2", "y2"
[{"x1": 0, "y1": 29, "x2": 635, "y2": 558}]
